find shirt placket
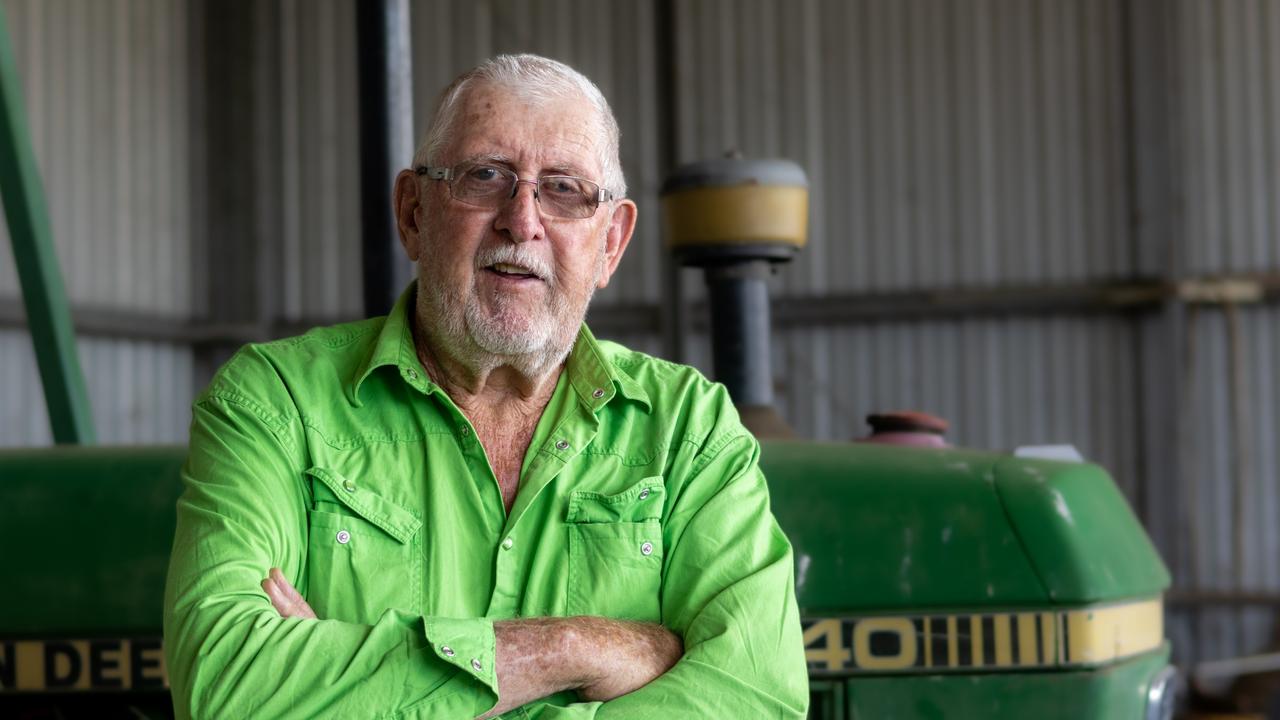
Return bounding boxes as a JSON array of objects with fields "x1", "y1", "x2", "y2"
[
  {"x1": 488, "y1": 400, "x2": 602, "y2": 618},
  {"x1": 413, "y1": 376, "x2": 507, "y2": 524},
  {"x1": 412, "y1": 375, "x2": 510, "y2": 617}
]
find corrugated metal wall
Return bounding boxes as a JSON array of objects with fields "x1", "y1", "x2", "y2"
[
  {"x1": 0, "y1": 0, "x2": 192, "y2": 314},
  {"x1": 671, "y1": 0, "x2": 1145, "y2": 492},
  {"x1": 1168, "y1": 0, "x2": 1280, "y2": 667},
  {"x1": 764, "y1": 319, "x2": 1144, "y2": 491},
  {"x1": 674, "y1": 0, "x2": 1131, "y2": 298},
  {"x1": 272, "y1": 0, "x2": 364, "y2": 322},
  {"x1": 0, "y1": 0, "x2": 195, "y2": 446},
  {"x1": 1163, "y1": 303, "x2": 1280, "y2": 664},
  {"x1": 1177, "y1": 0, "x2": 1280, "y2": 275},
  {"x1": 0, "y1": 329, "x2": 192, "y2": 445}
]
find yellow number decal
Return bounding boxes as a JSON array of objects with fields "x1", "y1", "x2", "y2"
[
  {"x1": 852, "y1": 617, "x2": 917, "y2": 670},
  {"x1": 803, "y1": 619, "x2": 851, "y2": 671}
]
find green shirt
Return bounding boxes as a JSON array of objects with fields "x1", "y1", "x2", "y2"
[{"x1": 163, "y1": 285, "x2": 808, "y2": 719}]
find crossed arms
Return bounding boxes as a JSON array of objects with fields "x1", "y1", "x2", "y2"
[{"x1": 262, "y1": 567, "x2": 682, "y2": 718}]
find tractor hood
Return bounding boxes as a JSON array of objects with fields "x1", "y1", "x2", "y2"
[{"x1": 759, "y1": 440, "x2": 1170, "y2": 613}]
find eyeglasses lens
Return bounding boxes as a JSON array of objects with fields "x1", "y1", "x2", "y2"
[{"x1": 450, "y1": 164, "x2": 599, "y2": 219}]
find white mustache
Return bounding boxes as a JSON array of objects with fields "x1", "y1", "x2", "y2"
[{"x1": 475, "y1": 245, "x2": 553, "y2": 282}]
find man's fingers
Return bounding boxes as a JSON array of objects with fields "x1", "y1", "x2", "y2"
[
  {"x1": 273, "y1": 569, "x2": 317, "y2": 618},
  {"x1": 261, "y1": 573, "x2": 291, "y2": 615},
  {"x1": 262, "y1": 568, "x2": 317, "y2": 619},
  {"x1": 272, "y1": 567, "x2": 307, "y2": 605}
]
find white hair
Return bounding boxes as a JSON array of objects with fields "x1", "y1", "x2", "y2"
[{"x1": 413, "y1": 54, "x2": 627, "y2": 198}]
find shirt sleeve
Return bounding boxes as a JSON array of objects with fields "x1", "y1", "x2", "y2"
[
  {"x1": 162, "y1": 361, "x2": 499, "y2": 719},
  {"x1": 596, "y1": 425, "x2": 809, "y2": 717}
]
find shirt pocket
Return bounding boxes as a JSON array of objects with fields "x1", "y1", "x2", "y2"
[
  {"x1": 304, "y1": 466, "x2": 422, "y2": 625},
  {"x1": 565, "y1": 477, "x2": 665, "y2": 622}
]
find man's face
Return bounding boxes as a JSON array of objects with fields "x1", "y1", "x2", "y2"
[{"x1": 399, "y1": 85, "x2": 635, "y2": 365}]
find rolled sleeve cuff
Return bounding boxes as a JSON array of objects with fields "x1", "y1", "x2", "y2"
[{"x1": 421, "y1": 616, "x2": 499, "y2": 713}]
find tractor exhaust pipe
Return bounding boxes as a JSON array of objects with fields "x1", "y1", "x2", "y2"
[
  {"x1": 704, "y1": 260, "x2": 775, "y2": 408},
  {"x1": 661, "y1": 155, "x2": 808, "y2": 439}
]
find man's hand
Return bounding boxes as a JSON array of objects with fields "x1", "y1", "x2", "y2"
[
  {"x1": 262, "y1": 567, "x2": 316, "y2": 619},
  {"x1": 261, "y1": 570, "x2": 683, "y2": 716}
]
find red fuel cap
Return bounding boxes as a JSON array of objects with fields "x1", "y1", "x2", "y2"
[{"x1": 860, "y1": 411, "x2": 949, "y2": 448}]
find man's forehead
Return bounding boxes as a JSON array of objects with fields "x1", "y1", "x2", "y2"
[{"x1": 443, "y1": 84, "x2": 604, "y2": 174}]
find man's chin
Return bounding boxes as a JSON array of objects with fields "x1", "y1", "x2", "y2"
[
  {"x1": 471, "y1": 314, "x2": 586, "y2": 366},
  {"x1": 473, "y1": 333, "x2": 544, "y2": 357},
  {"x1": 467, "y1": 316, "x2": 553, "y2": 356}
]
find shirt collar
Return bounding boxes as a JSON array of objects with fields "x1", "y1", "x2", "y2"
[
  {"x1": 565, "y1": 324, "x2": 651, "y2": 413},
  {"x1": 349, "y1": 282, "x2": 651, "y2": 413},
  {"x1": 349, "y1": 283, "x2": 425, "y2": 406}
]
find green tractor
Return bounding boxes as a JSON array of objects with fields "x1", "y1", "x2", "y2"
[{"x1": 773, "y1": 440, "x2": 1174, "y2": 718}]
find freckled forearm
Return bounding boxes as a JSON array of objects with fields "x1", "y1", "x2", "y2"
[
  {"x1": 482, "y1": 618, "x2": 579, "y2": 718},
  {"x1": 481, "y1": 617, "x2": 682, "y2": 718},
  {"x1": 495, "y1": 618, "x2": 583, "y2": 691}
]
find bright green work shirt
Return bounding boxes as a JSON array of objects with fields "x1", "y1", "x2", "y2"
[{"x1": 163, "y1": 286, "x2": 808, "y2": 719}]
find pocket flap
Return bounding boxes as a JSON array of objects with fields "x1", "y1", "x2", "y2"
[
  {"x1": 305, "y1": 466, "x2": 422, "y2": 544},
  {"x1": 567, "y1": 476, "x2": 665, "y2": 524}
]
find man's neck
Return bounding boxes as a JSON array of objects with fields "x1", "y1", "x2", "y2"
[{"x1": 412, "y1": 318, "x2": 564, "y2": 418}]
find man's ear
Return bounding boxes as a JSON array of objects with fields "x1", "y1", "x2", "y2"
[
  {"x1": 596, "y1": 199, "x2": 638, "y2": 289},
  {"x1": 393, "y1": 169, "x2": 423, "y2": 261}
]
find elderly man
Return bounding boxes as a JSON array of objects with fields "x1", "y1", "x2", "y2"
[{"x1": 164, "y1": 54, "x2": 807, "y2": 718}]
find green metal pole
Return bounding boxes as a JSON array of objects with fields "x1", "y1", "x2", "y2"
[{"x1": 0, "y1": 3, "x2": 95, "y2": 444}]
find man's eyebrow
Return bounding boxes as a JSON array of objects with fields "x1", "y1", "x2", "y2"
[
  {"x1": 542, "y1": 162, "x2": 591, "y2": 177},
  {"x1": 461, "y1": 153, "x2": 515, "y2": 167},
  {"x1": 459, "y1": 153, "x2": 590, "y2": 178}
]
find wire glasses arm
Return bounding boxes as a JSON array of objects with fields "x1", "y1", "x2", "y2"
[{"x1": 415, "y1": 166, "x2": 451, "y2": 180}]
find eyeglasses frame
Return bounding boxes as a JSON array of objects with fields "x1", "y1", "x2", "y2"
[{"x1": 415, "y1": 163, "x2": 614, "y2": 219}]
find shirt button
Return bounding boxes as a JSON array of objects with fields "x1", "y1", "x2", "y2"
[
  {"x1": 406, "y1": 368, "x2": 418, "y2": 380},
  {"x1": 459, "y1": 426, "x2": 470, "y2": 436},
  {"x1": 555, "y1": 439, "x2": 570, "y2": 451},
  {"x1": 441, "y1": 645, "x2": 455, "y2": 657},
  {"x1": 336, "y1": 530, "x2": 351, "y2": 545},
  {"x1": 640, "y1": 541, "x2": 654, "y2": 556},
  {"x1": 342, "y1": 480, "x2": 356, "y2": 493},
  {"x1": 638, "y1": 488, "x2": 650, "y2": 500},
  {"x1": 501, "y1": 537, "x2": 514, "y2": 551},
  {"x1": 592, "y1": 388, "x2": 605, "y2": 399},
  {"x1": 471, "y1": 658, "x2": 483, "y2": 672}
]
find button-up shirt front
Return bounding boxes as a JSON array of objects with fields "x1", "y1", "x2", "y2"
[{"x1": 163, "y1": 285, "x2": 808, "y2": 719}]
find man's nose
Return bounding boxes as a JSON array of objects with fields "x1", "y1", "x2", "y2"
[
  {"x1": 495, "y1": 179, "x2": 544, "y2": 243},
  {"x1": 510, "y1": 178, "x2": 540, "y2": 200}
]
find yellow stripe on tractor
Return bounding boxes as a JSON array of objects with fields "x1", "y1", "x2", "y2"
[{"x1": 802, "y1": 596, "x2": 1164, "y2": 675}]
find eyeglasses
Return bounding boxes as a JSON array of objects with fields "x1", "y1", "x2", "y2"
[{"x1": 417, "y1": 162, "x2": 614, "y2": 219}]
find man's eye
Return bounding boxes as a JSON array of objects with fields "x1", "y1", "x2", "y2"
[
  {"x1": 543, "y1": 177, "x2": 583, "y2": 196},
  {"x1": 466, "y1": 166, "x2": 503, "y2": 182}
]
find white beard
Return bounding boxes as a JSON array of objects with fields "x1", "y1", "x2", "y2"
[{"x1": 417, "y1": 240, "x2": 606, "y2": 377}]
